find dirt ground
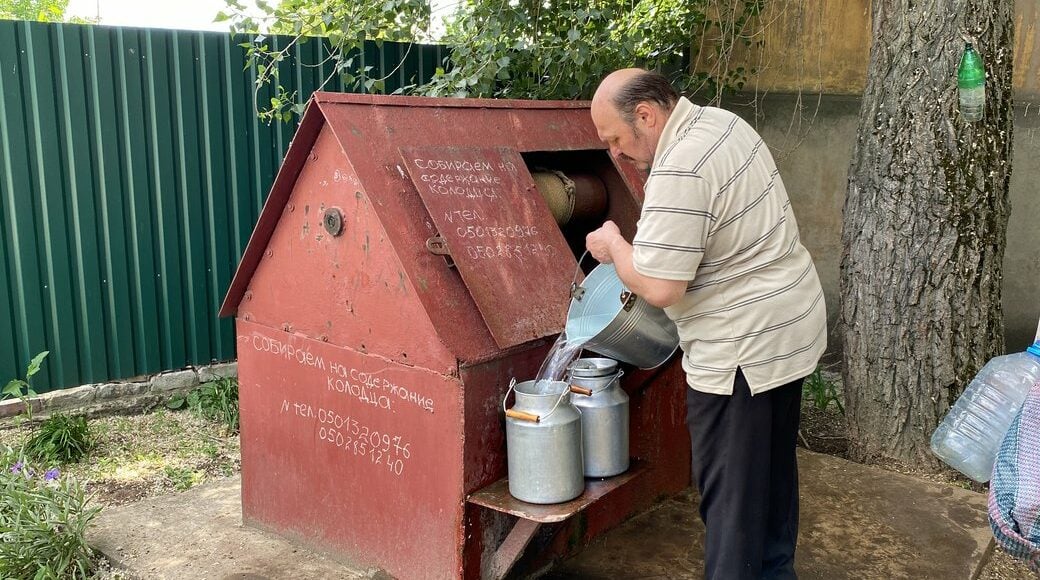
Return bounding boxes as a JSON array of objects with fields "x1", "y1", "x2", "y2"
[
  {"x1": 7, "y1": 393, "x2": 1036, "y2": 579},
  {"x1": 798, "y1": 401, "x2": 1036, "y2": 580}
]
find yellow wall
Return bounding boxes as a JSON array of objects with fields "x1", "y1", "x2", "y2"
[
  {"x1": 1017, "y1": 1, "x2": 1040, "y2": 98},
  {"x1": 718, "y1": 0, "x2": 1039, "y2": 100}
]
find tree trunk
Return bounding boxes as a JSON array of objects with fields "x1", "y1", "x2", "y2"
[{"x1": 841, "y1": 0, "x2": 1014, "y2": 466}]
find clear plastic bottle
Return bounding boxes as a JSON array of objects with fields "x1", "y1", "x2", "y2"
[
  {"x1": 957, "y1": 43, "x2": 985, "y2": 122},
  {"x1": 930, "y1": 342, "x2": 1040, "y2": 482}
]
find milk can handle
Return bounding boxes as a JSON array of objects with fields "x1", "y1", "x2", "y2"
[
  {"x1": 505, "y1": 409, "x2": 540, "y2": 422},
  {"x1": 502, "y1": 377, "x2": 572, "y2": 422},
  {"x1": 502, "y1": 377, "x2": 518, "y2": 416},
  {"x1": 572, "y1": 368, "x2": 625, "y2": 395},
  {"x1": 503, "y1": 378, "x2": 541, "y2": 422}
]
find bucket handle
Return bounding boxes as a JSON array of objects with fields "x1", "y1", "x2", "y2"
[
  {"x1": 570, "y1": 250, "x2": 594, "y2": 301},
  {"x1": 571, "y1": 250, "x2": 638, "y2": 311},
  {"x1": 502, "y1": 377, "x2": 578, "y2": 422}
]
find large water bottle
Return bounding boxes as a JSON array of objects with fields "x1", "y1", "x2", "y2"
[{"x1": 930, "y1": 342, "x2": 1040, "y2": 482}]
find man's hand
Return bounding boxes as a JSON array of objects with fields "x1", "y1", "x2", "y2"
[
  {"x1": 585, "y1": 220, "x2": 688, "y2": 308},
  {"x1": 586, "y1": 220, "x2": 624, "y2": 264}
]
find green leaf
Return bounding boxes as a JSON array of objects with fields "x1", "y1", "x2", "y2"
[
  {"x1": 167, "y1": 397, "x2": 186, "y2": 409},
  {"x1": 3, "y1": 379, "x2": 25, "y2": 398},
  {"x1": 26, "y1": 351, "x2": 49, "y2": 378},
  {"x1": 214, "y1": 11, "x2": 230, "y2": 22}
]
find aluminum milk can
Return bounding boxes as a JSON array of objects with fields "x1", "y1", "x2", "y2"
[
  {"x1": 568, "y1": 358, "x2": 629, "y2": 477},
  {"x1": 504, "y1": 379, "x2": 585, "y2": 504}
]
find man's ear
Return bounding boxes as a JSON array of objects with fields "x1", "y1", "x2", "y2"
[{"x1": 634, "y1": 102, "x2": 656, "y2": 128}]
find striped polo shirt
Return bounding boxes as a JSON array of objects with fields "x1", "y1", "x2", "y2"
[{"x1": 631, "y1": 97, "x2": 827, "y2": 395}]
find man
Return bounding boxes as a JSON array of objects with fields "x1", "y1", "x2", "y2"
[{"x1": 586, "y1": 68, "x2": 827, "y2": 579}]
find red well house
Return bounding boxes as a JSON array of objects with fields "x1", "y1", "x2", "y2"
[{"x1": 220, "y1": 93, "x2": 690, "y2": 579}]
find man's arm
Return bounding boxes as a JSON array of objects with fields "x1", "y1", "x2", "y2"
[{"x1": 586, "y1": 221, "x2": 687, "y2": 308}]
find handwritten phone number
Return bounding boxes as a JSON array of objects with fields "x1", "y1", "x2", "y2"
[{"x1": 288, "y1": 402, "x2": 412, "y2": 476}]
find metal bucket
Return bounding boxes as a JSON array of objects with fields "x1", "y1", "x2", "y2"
[
  {"x1": 503, "y1": 379, "x2": 585, "y2": 504},
  {"x1": 565, "y1": 260, "x2": 680, "y2": 369},
  {"x1": 569, "y1": 358, "x2": 629, "y2": 478}
]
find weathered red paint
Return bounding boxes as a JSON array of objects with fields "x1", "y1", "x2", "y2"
[
  {"x1": 222, "y1": 93, "x2": 690, "y2": 580},
  {"x1": 238, "y1": 319, "x2": 463, "y2": 578},
  {"x1": 401, "y1": 145, "x2": 576, "y2": 349}
]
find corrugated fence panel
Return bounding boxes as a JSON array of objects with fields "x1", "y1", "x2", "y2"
[{"x1": 0, "y1": 21, "x2": 444, "y2": 392}]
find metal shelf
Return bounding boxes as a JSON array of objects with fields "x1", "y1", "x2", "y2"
[
  {"x1": 466, "y1": 461, "x2": 649, "y2": 579},
  {"x1": 467, "y1": 460, "x2": 648, "y2": 523}
]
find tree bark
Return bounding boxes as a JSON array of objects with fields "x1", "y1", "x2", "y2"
[{"x1": 841, "y1": 0, "x2": 1014, "y2": 466}]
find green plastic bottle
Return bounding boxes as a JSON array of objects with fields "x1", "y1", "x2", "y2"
[{"x1": 958, "y1": 43, "x2": 985, "y2": 122}]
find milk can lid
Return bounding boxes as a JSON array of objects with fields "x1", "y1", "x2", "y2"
[{"x1": 569, "y1": 357, "x2": 619, "y2": 378}]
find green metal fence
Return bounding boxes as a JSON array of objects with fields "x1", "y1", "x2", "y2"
[{"x1": 0, "y1": 20, "x2": 444, "y2": 392}]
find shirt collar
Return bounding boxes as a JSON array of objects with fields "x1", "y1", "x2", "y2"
[{"x1": 653, "y1": 96, "x2": 696, "y2": 166}]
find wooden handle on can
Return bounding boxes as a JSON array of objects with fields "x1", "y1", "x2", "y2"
[
  {"x1": 505, "y1": 409, "x2": 540, "y2": 422},
  {"x1": 569, "y1": 385, "x2": 593, "y2": 396}
]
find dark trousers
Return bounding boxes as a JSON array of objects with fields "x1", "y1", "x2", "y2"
[{"x1": 685, "y1": 368, "x2": 804, "y2": 580}]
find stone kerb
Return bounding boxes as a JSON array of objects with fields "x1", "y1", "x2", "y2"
[{"x1": 0, "y1": 362, "x2": 238, "y2": 425}]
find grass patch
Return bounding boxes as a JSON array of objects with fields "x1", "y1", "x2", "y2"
[
  {"x1": 803, "y1": 366, "x2": 844, "y2": 414},
  {"x1": 44, "y1": 409, "x2": 241, "y2": 505},
  {"x1": 167, "y1": 377, "x2": 239, "y2": 434},
  {"x1": 23, "y1": 412, "x2": 94, "y2": 464}
]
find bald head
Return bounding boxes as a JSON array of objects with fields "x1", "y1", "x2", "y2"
[
  {"x1": 592, "y1": 68, "x2": 679, "y2": 123},
  {"x1": 590, "y1": 69, "x2": 680, "y2": 169}
]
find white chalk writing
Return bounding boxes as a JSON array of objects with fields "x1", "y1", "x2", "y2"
[
  {"x1": 409, "y1": 157, "x2": 516, "y2": 200},
  {"x1": 252, "y1": 335, "x2": 327, "y2": 371},
  {"x1": 443, "y1": 209, "x2": 485, "y2": 224},
  {"x1": 282, "y1": 400, "x2": 411, "y2": 477},
  {"x1": 412, "y1": 158, "x2": 494, "y2": 172},
  {"x1": 327, "y1": 361, "x2": 434, "y2": 413},
  {"x1": 455, "y1": 224, "x2": 539, "y2": 240},
  {"x1": 248, "y1": 332, "x2": 436, "y2": 414},
  {"x1": 407, "y1": 152, "x2": 555, "y2": 263},
  {"x1": 464, "y1": 242, "x2": 558, "y2": 262}
]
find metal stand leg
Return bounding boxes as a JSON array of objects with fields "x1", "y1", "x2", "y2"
[{"x1": 487, "y1": 518, "x2": 542, "y2": 580}]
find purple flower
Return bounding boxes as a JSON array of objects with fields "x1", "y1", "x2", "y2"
[
  {"x1": 10, "y1": 461, "x2": 23, "y2": 474},
  {"x1": 44, "y1": 468, "x2": 60, "y2": 481}
]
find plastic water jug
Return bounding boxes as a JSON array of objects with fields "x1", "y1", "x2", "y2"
[{"x1": 930, "y1": 341, "x2": 1040, "y2": 482}]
